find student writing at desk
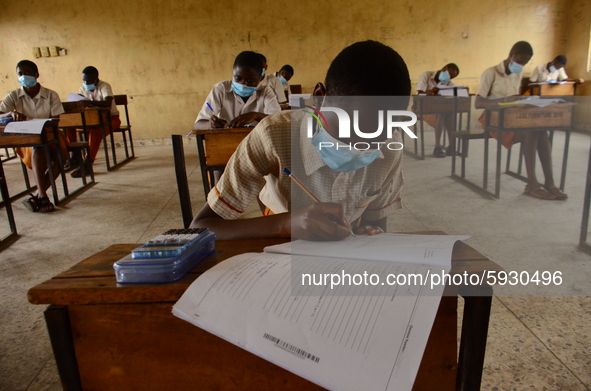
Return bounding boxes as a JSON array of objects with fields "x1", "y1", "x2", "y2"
[
  {"x1": 475, "y1": 41, "x2": 567, "y2": 200},
  {"x1": 0, "y1": 60, "x2": 67, "y2": 213},
  {"x1": 273, "y1": 64, "x2": 294, "y2": 103},
  {"x1": 67, "y1": 66, "x2": 121, "y2": 177},
  {"x1": 416, "y1": 63, "x2": 460, "y2": 158},
  {"x1": 191, "y1": 40, "x2": 409, "y2": 241},
  {"x1": 529, "y1": 55, "x2": 585, "y2": 84},
  {"x1": 193, "y1": 51, "x2": 281, "y2": 130},
  {"x1": 257, "y1": 54, "x2": 287, "y2": 104}
]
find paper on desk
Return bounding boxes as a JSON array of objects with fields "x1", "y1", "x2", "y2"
[
  {"x1": 4, "y1": 118, "x2": 55, "y2": 134},
  {"x1": 511, "y1": 97, "x2": 567, "y2": 108},
  {"x1": 173, "y1": 251, "x2": 447, "y2": 391},
  {"x1": 264, "y1": 234, "x2": 469, "y2": 268},
  {"x1": 438, "y1": 88, "x2": 469, "y2": 97},
  {"x1": 67, "y1": 92, "x2": 90, "y2": 102}
]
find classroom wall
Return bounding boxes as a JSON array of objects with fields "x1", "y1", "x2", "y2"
[{"x1": 0, "y1": 0, "x2": 586, "y2": 141}]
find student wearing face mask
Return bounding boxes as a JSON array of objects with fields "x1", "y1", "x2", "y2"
[
  {"x1": 529, "y1": 55, "x2": 585, "y2": 84},
  {"x1": 194, "y1": 51, "x2": 281, "y2": 130},
  {"x1": 66, "y1": 66, "x2": 121, "y2": 177},
  {"x1": 475, "y1": 41, "x2": 567, "y2": 201},
  {"x1": 256, "y1": 54, "x2": 287, "y2": 104},
  {"x1": 0, "y1": 60, "x2": 67, "y2": 213},
  {"x1": 416, "y1": 63, "x2": 460, "y2": 157},
  {"x1": 191, "y1": 40, "x2": 410, "y2": 241},
  {"x1": 273, "y1": 65, "x2": 294, "y2": 101}
]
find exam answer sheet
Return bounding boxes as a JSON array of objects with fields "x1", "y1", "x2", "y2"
[{"x1": 173, "y1": 234, "x2": 466, "y2": 391}]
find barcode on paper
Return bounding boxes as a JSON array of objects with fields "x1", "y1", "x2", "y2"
[{"x1": 263, "y1": 333, "x2": 320, "y2": 363}]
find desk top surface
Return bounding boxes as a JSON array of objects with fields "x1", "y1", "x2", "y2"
[
  {"x1": 191, "y1": 126, "x2": 254, "y2": 135},
  {"x1": 28, "y1": 233, "x2": 502, "y2": 306}
]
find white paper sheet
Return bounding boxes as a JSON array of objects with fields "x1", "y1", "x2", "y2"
[
  {"x1": 264, "y1": 234, "x2": 469, "y2": 268},
  {"x1": 67, "y1": 92, "x2": 90, "y2": 102},
  {"x1": 4, "y1": 118, "x2": 56, "y2": 134},
  {"x1": 173, "y1": 251, "x2": 446, "y2": 391}
]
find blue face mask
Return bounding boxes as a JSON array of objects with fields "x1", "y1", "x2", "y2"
[
  {"x1": 549, "y1": 65, "x2": 558, "y2": 73},
  {"x1": 18, "y1": 75, "x2": 37, "y2": 88},
  {"x1": 261, "y1": 69, "x2": 266, "y2": 76},
  {"x1": 84, "y1": 83, "x2": 96, "y2": 91},
  {"x1": 438, "y1": 70, "x2": 451, "y2": 83},
  {"x1": 508, "y1": 61, "x2": 524, "y2": 74},
  {"x1": 278, "y1": 75, "x2": 287, "y2": 85},
  {"x1": 311, "y1": 126, "x2": 381, "y2": 172},
  {"x1": 231, "y1": 81, "x2": 257, "y2": 98}
]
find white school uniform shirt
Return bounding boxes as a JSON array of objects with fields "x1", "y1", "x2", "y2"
[
  {"x1": 529, "y1": 63, "x2": 568, "y2": 82},
  {"x1": 273, "y1": 72, "x2": 290, "y2": 95},
  {"x1": 78, "y1": 80, "x2": 119, "y2": 116},
  {"x1": 477, "y1": 61, "x2": 522, "y2": 98},
  {"x1": 195, "y1": 80, "x2": 281, "y2": 124},
  {"x1": 257, "y1": 74, "x2": 287, "y2": 103},
  {"x1": 0, "y1": 85, "x2": 64, "y2": 119},
  {"x1": 416, "y1": 71, "x2": 454, "y2": 93}
]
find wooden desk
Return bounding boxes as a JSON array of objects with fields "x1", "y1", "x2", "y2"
[
  {"x1": 0, "y1": 120, "x2": 68, "y2": 206},
  {"x1": 527, "y1": 82, "x2": 576, "y2": 96},
  {"x1": 407, "y1": 93, "x2": 471, "y2": 160},
  {"x1": 454, "y1": 103, "x2": 574, "y2": 199},
  {"x1": 28, "y1": 235, "x2": 502, "y2": 391},
  {"x1": 60, "y1": 104, "x2": 118, "y2": 171}
]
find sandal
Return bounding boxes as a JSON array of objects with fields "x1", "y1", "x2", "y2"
[
  {"x1": 37, "y1": 196, "x2": 55, "y2": 213},
  {"x1": 21, "y1": 194, "x2": 39, "y2": 212},
  {"x1": 433, "y1": 147, "x2": 446, "y2": 158},
  {"x1": 544, "y1": 185, "x2": 568, "y2": 200},
  {"x1": 524, "y1": 185, "x2": 556, "y2": 200}
]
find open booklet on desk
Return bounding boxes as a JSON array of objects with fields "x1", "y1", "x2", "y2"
[
  {"x1": 173, "y1": 233, "x2": 467, "y2": 391},
  {"x1": 3, "y1": 118, "x2": 58, "y2": 134},
  {"x1": 66, "y1": 92, "x2": 90, "y2": 102}
]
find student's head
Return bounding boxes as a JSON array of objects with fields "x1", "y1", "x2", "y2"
[
  {"x1": 320, "y1": 40, "x2": 410, "y2": 98},
  {"x1": 278, "y1": 65, "x2": 294, "y2": 82},
  {"x1": 82, "y1": 66, "x2": 99, "y2": 90},
  {"x1": 507, "y1": 41, "x2": 533, "y2": 70},
  {"x1": 16, "y1": 60, "x2": 39, "y2": 88},
  {"x1": 442, "y1": 63, "x2": 459, "y2": 79},
  {"x1": 232, "y1": 51, "x2": 264, "y2": 88},
  {"x1": 550, "y1": 55, "x2": 567, "y2": 70}
]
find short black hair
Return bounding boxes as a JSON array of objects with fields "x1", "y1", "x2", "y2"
[
  {"x1": 16, "y1": 60, "x2": 38, "y2": 74},
  {"x1": 510, "y1": 41, "x2": 533, "y2": 57},
  {"x1": 554, "y1": 55, "x2": 567, "y2": 65},
  {"x1": 445, "y1": 63, "x2": 459, "y2": 76},
  {"x1": 325, "y1": 40, "x2": 411, "y2": 97},
  {"x1": 82, "y1": 66, "x2": 99, "y2": 77},
  {"x1": 234, "y1": 51, "x2": 264, "y2": 75},
  {"x1": 280, "y1": 64, "x2": 294, "y2": 75}
]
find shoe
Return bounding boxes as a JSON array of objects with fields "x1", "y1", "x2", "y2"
[
  {"x1": 544, "y1": 185, "x2": 568, "y2": 200},
  {"x1": 445, "y1": 145, "x2": 460, "y2": 156},
  {"x1": 21, "y1": 194, "x2": 39, "y2": 212},
  {"x1": 433, "y1": 147, "x2": 446, "y2": 158},
  {"x1": 524, "y1": 185, "x2": 556, "y2": 200},
  {"x1": 71, "y1": 159, "x2": 92, "y2": 178},
  {"x1": 37, "y1": 196, "x2": 55, "y2": 213}
]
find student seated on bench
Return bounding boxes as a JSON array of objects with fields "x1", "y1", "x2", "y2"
[
  {"x1": 257, "y1": 54, "x2": 287, "y2": 104},
  {"x1": 191, "y1": 40, "x2": 410, "y2": 240},
  {"x1": 194, "y1": 51, "x2": 281, "y2": 130},
  {"x1": 475, "y1": 41, "x2": 567, "y2": 201},
  {"x1": 529, "y1": 55, "x2": 584, "y2": 84},
  {"x1": 0, "y1": 60, "x2": 67, "y2": 213},
  {"x1": 273, "y1": 64, "x2": 294, "y2": 102}
]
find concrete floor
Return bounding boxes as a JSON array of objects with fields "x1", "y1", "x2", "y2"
[{"x1": 0, "y1": 130, "x2": 590, "y2": 390}]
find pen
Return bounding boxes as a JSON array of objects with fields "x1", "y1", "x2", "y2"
[
  {"x1": 283, "y1": 168, "x2": 355, "y2": 237},
  {"x1": 206, "y1": 102, "x2": 221, "y2": 117}
]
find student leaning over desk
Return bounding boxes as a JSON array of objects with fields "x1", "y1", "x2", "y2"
[
  {"x1": 194, "y1": 51, "x2": 281, "y2": 130},
  {"x1": 475, "y1": 41, "x2": 567, "y2": 201},
  {"x1": 257, "y1": 53, "x2": 288, "y2": 104},
  {"x1": 0, "y1": 60, "x2": 67, "y2": 213},
  {"x1": 529, "y1": 55, "x2": 585, "y2": 84},
  {"x1": 191, "y1": 40, "x2": 409, "y2": 241}
]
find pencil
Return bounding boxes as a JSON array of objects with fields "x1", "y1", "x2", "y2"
[{"x1": 283, "y1": 168, "x2": 355, "y2": 237}]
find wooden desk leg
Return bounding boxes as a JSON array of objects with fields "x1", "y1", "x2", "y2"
[
  {"x1": 101, "y1": 123, "x2": 112, "y2": 171},
  {"x1": 172, "y1": 135, "x2": 193, "y2": 229},
  {"x1": 44, "y1": 305, "x2": 83, "y2": 391},
  {"x1": 456, "y1": 284, "x2": 493, "y2": 391},
  {"x1": 560, "y1": 129, "x2": 570, "y2": 191},
  {"x1": 43, "y1": 144, "x2": 60, "y2": 206}
]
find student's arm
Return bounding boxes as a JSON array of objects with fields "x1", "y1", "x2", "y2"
[
  {"x1": 559, "y1": 68, "x2": 585, "y2": 83},
  {"x1": 529, "y1": 65, "x2": 542, "y2": 82},
  {"x1": 0, "y1": 93, "x2": 25, "y2": 120},
  {"x1": 474, "y1": 68, "x2": 520, "y2": 109},
  {"x1": 191, "y1": 202, "x2": 351, "y2": 241},
  {"x1": 86, "y1": 96, "x2": 113, "y2": 108},
  {"x1": 227, "y1": 87, "x2": 281, "y2": 128},
  {"x1": 227, "y1": 112, "x2": 267, "y2": 128},
  {"x1": 194, "y1": 85, "x2": 228, "y2": 129}
]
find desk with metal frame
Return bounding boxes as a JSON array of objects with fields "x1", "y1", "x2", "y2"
[
  {"x1": 0, "y1": 120, "x2": 67, "y2": 207},
  {"x1": 28, "y1": 234, "x2": 502, "y2": 391},
  {"x1": 452, "y1": 103, "x2": 573, "y2": 199},
  {"x1": 404, "y1": 91, "x2": 471, "y2": 160},
  {"x1": 579, "y1": 138, "x2": 591, "y2": 255}
]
